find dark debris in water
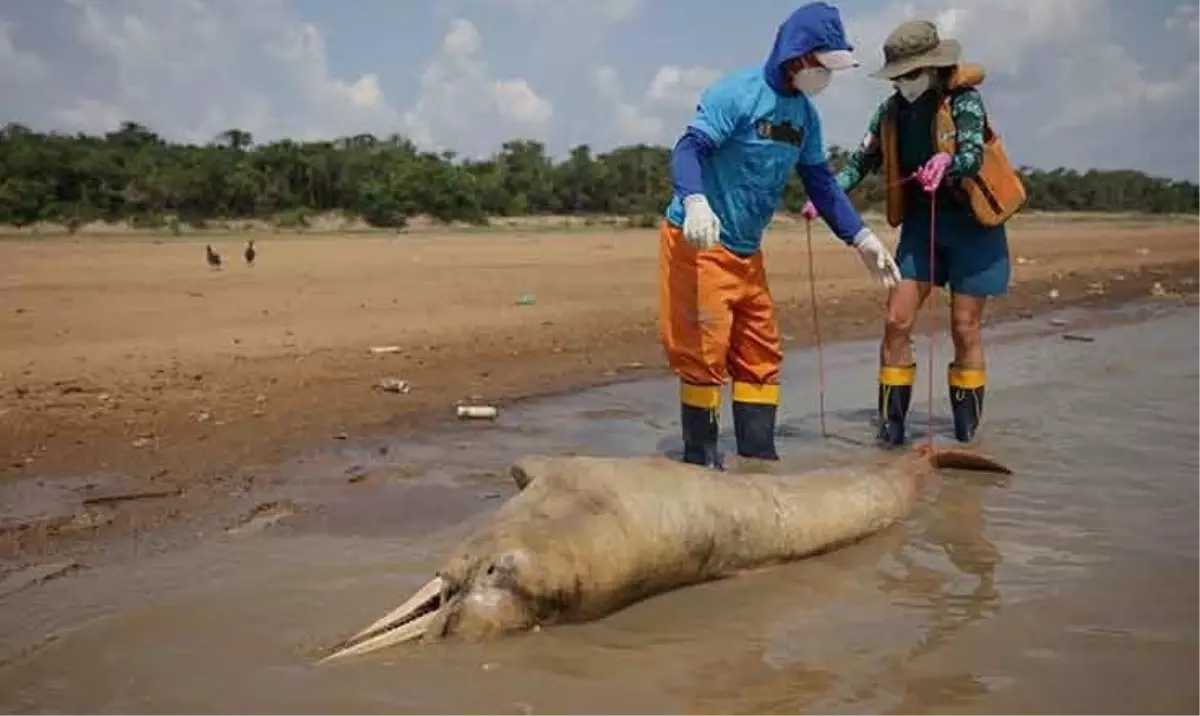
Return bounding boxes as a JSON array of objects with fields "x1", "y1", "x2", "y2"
[
  {"x1": 225, "y1": 499, "x2": 308, "y2": 537},
  {"x1": 0, "y1": 560, "x2": 82, "y2": 599}
]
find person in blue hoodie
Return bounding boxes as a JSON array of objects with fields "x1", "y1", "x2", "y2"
[{"x1": 659, "y1": 1, "x2": 900, "y2": 470}]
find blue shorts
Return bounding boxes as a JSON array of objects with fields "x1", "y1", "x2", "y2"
[{"x1": 895, "y1": 209, "x2": 1011, "y2": 297}]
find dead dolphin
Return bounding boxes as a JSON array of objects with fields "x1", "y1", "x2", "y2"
[{"x1": 320, "y1": 444, "x2": 1011, "y2": 662}]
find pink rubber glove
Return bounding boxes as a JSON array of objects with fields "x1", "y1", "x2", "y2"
[
  {"x1": 800, "y1": 200, "x2": 818, "y2": 221},
  {"x1": 916, "y1": 152, "x2": 952, "y2": 193}
]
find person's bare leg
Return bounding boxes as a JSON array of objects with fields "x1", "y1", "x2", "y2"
[
  {"x1": 877, "y1": 279, "x2": 931, "y2": 447},
  {"x1": 948, "y1": 292, "x2": 988, "y2": 442},
  {"x1": 950, "y1": 292, "x2": 987, "y2": 369},
  {"x1": 881, "y1": 279, "x2": 931, "y2": 366}
]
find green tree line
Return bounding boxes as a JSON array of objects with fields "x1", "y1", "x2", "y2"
[{"x1": 1, "y1": 121, "x2": 1196, "y2": 231}]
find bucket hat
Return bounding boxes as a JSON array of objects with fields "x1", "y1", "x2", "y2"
[{"x1": 869, "y1": 20, "x2": 961, "y2": 80}]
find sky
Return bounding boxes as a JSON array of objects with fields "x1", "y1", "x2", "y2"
[{"x1": 1, "y1": 0, "x2": 1198, "y2": 180}]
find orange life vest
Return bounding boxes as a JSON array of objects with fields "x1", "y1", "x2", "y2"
[{"x1": 879, "y1": 63, "x2": 1027, "y2": 228}]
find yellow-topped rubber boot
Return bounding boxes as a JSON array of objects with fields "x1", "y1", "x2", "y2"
[
  {"x1": 948, "y1": 364, "x2": 986, "y2": 443},
  {"x1": 679, "y1": 382, "x2": 723, "y2": 470},
  {"x1": 732, "y1": 381, "x2": 780, "y2": 461},
  {"x1": 877, "y1": 363, "x2": 916, "y2": 448}
]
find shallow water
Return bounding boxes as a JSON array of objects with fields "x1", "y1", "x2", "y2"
[{"x1": 0, "y1": 302, "x2": 1196, "y2": 714}]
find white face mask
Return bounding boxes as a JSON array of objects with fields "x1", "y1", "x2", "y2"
[
  {"x1": 792, "y1": 67, "x2": 832, "y2": 97},
  {"x1": 894, "y1": 71, "x2": 932, "y2": 103}
]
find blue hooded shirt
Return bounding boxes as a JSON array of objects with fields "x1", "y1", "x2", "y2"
[{"x1": 664, "y1": 2, "x2": 867, "y2": 254}]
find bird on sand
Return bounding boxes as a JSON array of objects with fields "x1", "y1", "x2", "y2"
[
  {"x1": 244, "y1": 239, "x2": 256, "y2": 266},
  {"x1": 206, "y1": 244, "x2": 222, "y2": 269}
]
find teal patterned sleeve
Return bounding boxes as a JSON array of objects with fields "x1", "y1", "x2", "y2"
[
  {"x1": 946, "y1": 89, "x2": 986, "y2": 178},
  {"x1": 835, "y1": 100, "x2": 888, "y2": 193}
]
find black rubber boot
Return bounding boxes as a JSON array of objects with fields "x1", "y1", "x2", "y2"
[
  {"x1": 679, "y1": 382, "x2": 723, "y2": 469},
  {"x1": 733, "y1": 401, "x2": 780, "y2": 461},
  {"x1": 680, "y1": 403, "x2": 723, "y2": 469},
  {"x1": 877, "y1": 363, "x2": 915, "y2": 449},
  {"x1": 948, "y1": 364, "x2": 986, "y2": 443}
]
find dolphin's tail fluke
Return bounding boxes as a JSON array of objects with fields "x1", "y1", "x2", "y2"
[{"x1": 912, "y1": 443, "x2": 1013, "y2": 475}]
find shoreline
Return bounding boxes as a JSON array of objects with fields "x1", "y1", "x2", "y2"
[
  {"x1": 2, "y1": 262, "x2": 1195, "y2": 564},
  {"x1": 5, "y1": 257, "x2": 1195, "y2": 485}
]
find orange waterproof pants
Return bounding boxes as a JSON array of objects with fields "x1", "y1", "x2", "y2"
[{"x1": 658, "y1": 220, "x2": 783, "y2": 402}]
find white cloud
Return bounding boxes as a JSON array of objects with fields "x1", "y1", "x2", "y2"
[
  {"x1": 401, "y1": 17, "x2": 553, "y2": 156},
  {"x1": 262, "y1": 15, "x2": 389, "y2": 114},
  {"x1": 566, "y1": 0, "x2": 1196, "y2": 178},
  {"x1": 590, "y1": 64, "x2": 678, "y2": 143},
  {"x1": 38, "y1": 0, "x2": 400, "y2": 143},
  {"x1": 442, "y1": 15, "x2": 482, "y2": 56},
  {"x1": 19, "y1": 3, "x2": 554, "y2": 155},
  {"x1": 486, "y1": 0, "x2": 644, "y2": 110},
  {"x1": 588, "y1": 53, "x2": 720, "y2": 146},
  {"x1": 615, "y1": 103, "x2": 663, "y2": 141},
  {"x1": 0, "y1": 0, "x2": 1193, "y2": 179},
  {"x1": 590, "y1": 63, "x2": 726, "y2": 145},
  {"x1": 646, "y1": 65, "x2": 721, "y2": 109},
  {"x1": 492, "y1": 79, "x2": 553, "y2": 124},
  {"x1": 1166, "y1": 4, "x2": 1199, "y2": 33}
]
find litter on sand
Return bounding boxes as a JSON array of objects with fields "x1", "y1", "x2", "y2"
[
  {"x1": 457, "y1": 405, "x2": 498, "y2": 420},
  {"x1": 378, "y1": 378, "x2": 411, "y2": 394}
]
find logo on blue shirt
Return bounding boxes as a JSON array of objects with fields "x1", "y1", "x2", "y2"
[{"x1": 755, "y1": 119, "x2": 806, "y2": 147}]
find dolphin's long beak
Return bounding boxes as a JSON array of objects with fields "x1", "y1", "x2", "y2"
[{"x1": 319, "y1": 576, "x2": 445, "y2": 663}]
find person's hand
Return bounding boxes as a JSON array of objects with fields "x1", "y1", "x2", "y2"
[
  {"x1": 800, "y1": 200, "x2": 818, "y2": 221},
  {"x1": 851, "y1": 229, "x2": 901, "y2": 289},
  {"x1": 682, "y1": 194, "x2": 721, "y2": 250},
  {"x1": 916, "y1": 152, "x2": 952, "y2": 193}
]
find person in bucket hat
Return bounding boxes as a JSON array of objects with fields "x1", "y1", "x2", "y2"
[
  {"x1": 802, "y1": 19, "x2": 1021, "y2": 448},
  {"x1": 660, "y1": 2, "x2": 901, "y2": 470},
  {"x1": 868, "y1": 20, "x2": 962, "y2": 81}
]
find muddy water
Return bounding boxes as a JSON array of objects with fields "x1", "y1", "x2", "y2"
[{"x1": 0, "y1": 301, "x2": 1196, "y2": 714}]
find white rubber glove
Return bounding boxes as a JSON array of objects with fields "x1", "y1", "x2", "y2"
[
  {"x1": 682, "y1": 194, "x2": 721, "y2": 250},
  {"x1": 851, "y1": 228, "x2": 902, "y2": 289}
]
